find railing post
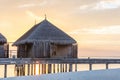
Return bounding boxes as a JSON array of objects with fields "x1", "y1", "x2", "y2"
[{"x1": 4, "y1": 64, "x2": 7, "y2": 78}]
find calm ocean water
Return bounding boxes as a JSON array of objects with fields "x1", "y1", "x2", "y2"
[{"x1": 0, "y1": 64, "x2": 120, "y2": 78}]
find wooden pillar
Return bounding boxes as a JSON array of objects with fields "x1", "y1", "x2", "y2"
[
  {"x1": 106, "y1": 63, "x2": 109, "y2": 69},
  {"x1": 53, "y1": 64, "x2": 55, "y2": 73},
  {"x1": 16, "y1": 64, "x2": 25, "y2": 76},
  {"x1": 31, "y1": 64, "x2": 33, "y2": 75},
  {"x1": 61, "y1": 64, "x2": 63, "y2": 72},
  {"x1": 44, "y1": 64, "x2": 46, "y2": 74},
  {"x1": 57, "y1": 64, "x2": 59, "y2": 73},
  {"x1": 62, "y1": 64, "x2": 64, "y2": 72},
  {"x1": 65, "y1": 64, "x2": 67, "y2": 72},
  {"x1": 15, "y1": 65, "x2": 19, "y2": 76},
  {"x1": 34, "y1": 64, "x2": 36, "y2": 75},
  {"x1": 69, "y1": 64, "x2": 72, "y2": 72},
  {"x1": 22, "y1": 64, "x2": 25, "y2": 76},
  {"x1": 42, "y1": 64, "x2": 46, "y2": 74},
  {"x1": 75, "y1": 64, "x2": 77, "y2": 72},
  {"x1": 63, "y1": 64, "x2": 65, "y2": 72},
  {"x1": 48, "y1": 64, "x2": 51, "y2": 73},
  {"x1": 4, "y1": 64, "x2": 7, "y2": 78},
  {"x1": 42, "y1": 64, "x2": 43, "y2": 74},
  {"x1": 27, "y1": 64, "x2": 30, "y2": 75},
  {"x1": 39, "y1": 64, "x2": 41, "y2": 74},
  {"x1": 17, "y1": 66, "x2": 19, "y2": 76},
  {"x1": 89, "y1": 64, "x2": 92, "y2": 70}
]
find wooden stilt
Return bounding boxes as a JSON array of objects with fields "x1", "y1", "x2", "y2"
[
  {"x1": 53, "y1": 64, "x2": 55, "y2": 73},
  {"x1": 65, "y1": 64, "x2": 67, "y2": 72},
  {"x1": 69, "y1": 64, "x2": 72, "y2": 72},
  {"x1": 48, "y1": 64, "x2": 51, "y2": 73},
  {"x1": 4, "y1": 64, "x2": 7, "y2": 78},
  {"x1": 42, "y1": 64, "x2": 46, "y2": 74},
  {"x1": 60, "y1": 64, "x2": 62, "y2": 72},
  {"x1": 106, "y1": 63, "x2": 109, "y2": 69},
  {"x1": 31, "y1": 64, "x2": 33, "y2": 75},
  {"x1": 75, "y1": 64, "x2": 77, "y2": 72},
  {"x1": 34, "y1": 64, "x2": 36, "y2": 75},
  {"x1": 57, "y1": 64, "x2": 59, "y2": 73},
  {"x1": 89, "y1": 64, "x2": 92, "y2": 70},
  {"x1": 62, "y1": 64, "x2": 64, "y2": 72},
  {"x1": 39, "y1": 64, "x2": 40, "y2": 74},
  {"x1": 27, "y1": 64, "x2": 30, "y2": 75}
]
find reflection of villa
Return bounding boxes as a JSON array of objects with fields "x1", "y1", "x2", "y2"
[
  {"x1": 13, "y1": 19, "x2": 78, "y2": 58},
  {"x1": 0, "y1": 33, "x2": 7, "y2": 58}
]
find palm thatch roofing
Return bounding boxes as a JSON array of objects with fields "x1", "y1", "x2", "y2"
[
  {"x1": 13, "y1": 19, "x2": 76, "y2": 46},
  {"x1": 0, "y1": 33, "x2": 7, "y2": 43}
]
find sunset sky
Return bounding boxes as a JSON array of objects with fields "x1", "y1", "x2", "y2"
[{"x1": 0, "y1": 0, "x2": 120, "y2": 57}]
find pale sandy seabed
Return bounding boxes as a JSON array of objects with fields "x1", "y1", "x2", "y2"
[{"x1": 1, "y1": 68, "x2": 120, "y2": 80}]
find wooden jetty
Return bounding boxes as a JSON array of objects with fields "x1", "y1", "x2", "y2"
[{"x1": 1, "y1": 58, "x2": 120, "y2": 78}]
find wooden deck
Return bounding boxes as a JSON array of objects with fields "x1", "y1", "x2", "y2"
[{"x1": 1, "y1": 58, "x2": 120, "y2": 78}]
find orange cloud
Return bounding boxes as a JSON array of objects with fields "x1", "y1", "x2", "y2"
[
  {"x1": 69, "y1": 25, "x2": 120, "y2": 35},
  {"x1": 79, "y1": 0, "x2": 120, "y2": 12},
  {"x1": 25, "y1": 10, "x2": 42, "y2": 21}
]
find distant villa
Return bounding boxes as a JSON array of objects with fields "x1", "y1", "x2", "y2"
[
  {"x1": 0, "y1": 33, "x2": 7, "y2": 58},
  {"x1": 13, "y1": 19, "x2": 78, "y2": 58}
]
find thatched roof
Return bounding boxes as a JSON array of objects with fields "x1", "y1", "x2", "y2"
[
  {"x1": 13, "y1": 19, "x2": 76, "y2": 46},
  {"x1": 0, "y1": 33, "x2": 7, "y2": 43}
]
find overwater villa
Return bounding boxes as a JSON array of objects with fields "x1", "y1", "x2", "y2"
[
  {"x1": 0, "y1": 33, "x2": 7, "y2": 58},
  {"x1": 13, "y1": 19, "x2": 77, "y2": 58}
]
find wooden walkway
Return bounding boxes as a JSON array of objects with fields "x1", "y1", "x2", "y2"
[{"x1": 1, "y1": 58, "x2": 120, "y2": 78}]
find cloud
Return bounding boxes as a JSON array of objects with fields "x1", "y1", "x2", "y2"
[
  {"x1": 18, "y1": 0, "x2": 47, "y2": 8},
  {"x1": 84, "y1": 26, "x2": 120, "y2": 34},
  {"x1": 39, "y1": 0, "x2": 47, "y2": 7},
  {"x1": 69, "y1": 25, "x2": 120, "y2": 35},
  {"x1": 26, "y1": 10, "x2": 42, "y2": 20},
  {"x1": 79, "y1": 0, "x2": 120, "y2": 11},
  {"x1": 18, "y1": 3, "x2": 35, "y2": 8}
]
